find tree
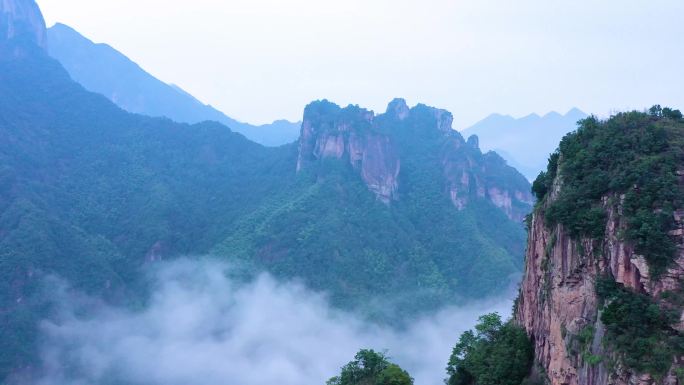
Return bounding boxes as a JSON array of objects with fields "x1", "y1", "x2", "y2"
[
  {"x1": 446, "y1": 313, "x2": 533, "y2": 385},
  {"x1": 662, "y1": 107, "x2": 683, "y2": 120},
  {"x1": 327, "y1": 349, "x2": 413, "y2": 385},
  {"x1": 649, "y1": 104, "x2": 663, "y2": 117}
]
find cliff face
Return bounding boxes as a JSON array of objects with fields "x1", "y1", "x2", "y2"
[
  {"x1": 297, "y1": 98, "x2": 533, "y2": 219},
  {"x1": 0, "y1": 0, "x2": 46, "y2": 51},
  {"x1": 516, "y1": 111, "x2": 684, "y2": 385},
  {"x1": 297, "y1": 102, "x2": 400, "y2": 203},
  {"x1": 518, "y1": 197, "x2": 684, "y2": 385}
]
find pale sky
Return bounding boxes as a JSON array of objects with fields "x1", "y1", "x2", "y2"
[{"x1": 36, "y1": 0, "x2": 684, "y2": 127}]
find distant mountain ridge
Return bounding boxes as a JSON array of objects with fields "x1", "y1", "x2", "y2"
[
  {"x1": 46, "y1": 23, "x2": 301, "y2": 146},
  {"x1": 462, "y1": 108, "x2": 588, "y2": 180}
]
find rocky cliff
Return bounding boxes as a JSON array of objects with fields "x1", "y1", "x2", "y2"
[
  {"x1": 297, "y1": 98, "x2": 533, "y2": 220},
  {"x1": 0, "y1": 0, "x2": 46, "y2": 51},
  {"x1": 516, "y1": 109, "x2": 684, "y2": 385}
]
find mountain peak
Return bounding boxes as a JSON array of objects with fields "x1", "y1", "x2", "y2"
[
  {"x1": 296, "y1": 99, "x2": 532, "y2": 217},
  {"x1": 386, "y1": 98, "x2": 410, "y2": 120},
  {"x1": 0, "y1": 0, "x2": 47, "y2": 50},
  {"x1": 467, "y1": 134, "x2": 480, "y2": 150},
  {"x1": 565, "y1": 107, "x2": 587, "y2": 119}
]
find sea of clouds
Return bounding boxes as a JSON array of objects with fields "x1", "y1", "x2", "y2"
[{"x1": 36, "y1": 259, "x2": 514, "y2": 385}]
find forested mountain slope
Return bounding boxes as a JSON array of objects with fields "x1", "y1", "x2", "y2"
[
  {"x1": 1, "y1": 0, "x2": 533, "y2": 380},
  {"x1": 216, "y1": 99, "x2": 533, "y2": 316}
]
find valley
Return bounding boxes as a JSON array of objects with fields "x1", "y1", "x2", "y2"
[{"x1": 2, "y1": 1, "x2": 684, "y2": 384}]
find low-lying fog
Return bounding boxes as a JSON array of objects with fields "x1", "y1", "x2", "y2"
[{"x1": 37, "y1": 260, "x2": 514, "y2": 385}]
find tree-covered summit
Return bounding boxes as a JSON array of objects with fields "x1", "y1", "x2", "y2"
[{"x1": 533, "y1": 106, "x2": 684, "y2": 275}]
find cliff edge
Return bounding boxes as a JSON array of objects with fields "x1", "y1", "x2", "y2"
[{"x1": 517, "y1": 106, "x2": 684, "y2": 385}]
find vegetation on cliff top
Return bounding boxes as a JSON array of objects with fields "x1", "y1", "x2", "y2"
[
  {"x1": 531, "y1": 106, "x2": 684, "y2": 379},
  {"x1": 533, "y1": 105, "x2": 684, "y2": 276}
]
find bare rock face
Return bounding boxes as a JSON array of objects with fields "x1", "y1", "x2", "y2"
[
  {"x1": 0, "y1": 0, "x2": 47, "y2": 50},
  {"x1": 442, "y1": 135, "x2": 534, "y2": 222},
  {"x1": 296, "y1": 99, "x2": 533, "y2": 217},
  {"x1": 517, "y1": 190, "x2": 684, "y2": 385},
  {"x1": 297, "y1": 100, "x2": 400, "y2": 203}
]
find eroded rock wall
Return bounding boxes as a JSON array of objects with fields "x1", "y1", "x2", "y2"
[
  {"x1": 517, "y1": 193, "x2": 684, "y2": 385},
  {"x1": 296, "y1": 98, "x2": 533, "y2": 217}
]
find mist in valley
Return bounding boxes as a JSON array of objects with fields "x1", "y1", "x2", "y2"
[{"x1": 35, "y1": 260, "x2": 514, "y2": 385}]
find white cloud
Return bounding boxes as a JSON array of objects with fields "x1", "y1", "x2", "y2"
[{"x1": 37, "y1": 259, "x2": 513, "y2": 385}]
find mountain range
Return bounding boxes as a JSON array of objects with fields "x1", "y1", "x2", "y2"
[
  {"x1": 46, "y1": 23, "x2": 301, "y2": 147},
  {"x1": 462, "y1": 109, "x2": 588, "y2": 180},
  {"x1": 0, "y1": 0, "x2": 533, "y2": 380}
]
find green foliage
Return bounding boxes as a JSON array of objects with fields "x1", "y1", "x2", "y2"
[
  {"x1": 650, "y1": 104, "x2": 684, "y2": 121},
  {"x1": 215, "y1": 101, "x2": 530, "y2": 319},
  {"x1": 327, "y1": 350, "x2": 413, "y2": 385},
  {"x1": 0, "y1": 51, "x2": 297, "y2": 380},
  {"x1": 596, "y1": 277, "x2": 684, "y2": 377},
  {"x1": 531, "y1": 152, "x2": 559, "y2": 201},
  {"x1": 0, "y1": 50, "x2": 532, "y2": 379},
  {"x1": 535, "y1": 108, "x2": 684, "y2": 275},
  {"x1": 565, "y1": 324, "x2": 602, "y2": 366},
  {"x1": 446, "y1": 313, "x2": 534, "y2": 385}
]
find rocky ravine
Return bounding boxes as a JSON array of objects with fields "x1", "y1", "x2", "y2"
[
  {"x1": 517, "y1": 182, "x2": 684, "y2": 385},
  {"x1": 297, "y1": 98, "x2": 534, "y2": 221}
]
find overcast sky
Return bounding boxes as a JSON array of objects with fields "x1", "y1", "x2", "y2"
[{"x1": 35, "y1": 0, "x2": 684, "y2": 127}]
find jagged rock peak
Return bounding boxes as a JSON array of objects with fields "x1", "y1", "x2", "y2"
[
  {"x1": 296, "y1": 99, "x2": 533, "y2": 218},
  {"x1": 0, "y1": 0, "x2": 47, "y2": 49},
  {"x1": 467, "y1": 134, "x2": 480, "y2": 149},
  {"x1": 297, "y1": 99, "x2": 398, "y2": 204},
  {"x1": 431, "y1": 106, "x2": 454, "y2": 133},
  {"x1": 386, "y1": 98, "x2": 410, "y2": 120}
]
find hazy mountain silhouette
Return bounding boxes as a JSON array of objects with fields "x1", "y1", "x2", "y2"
[
  {"x1": 47, "y1": 23, "x2": 301, "y2": 146},
  {"x1": 462, "y1": 109, "x2": 588, "y2": 180}
]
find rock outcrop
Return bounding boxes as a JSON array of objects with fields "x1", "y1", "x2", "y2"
[
  {"x1": 296, "y1": 99, "x2": 533, "y2": 217},
  {"x1": 0, "y1": 0, "x2": 47, "y2": 50},
  {"x1": 297, "y1": 101, "x2": 400, "y2": 203},
  {"x1": 517, "y1": 175, "x2": 684, "y2": 384}
]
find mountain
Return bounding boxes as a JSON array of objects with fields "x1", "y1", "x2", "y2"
[
  {"x1": 516, "y1": 108, "x2": 684, "y2": 384},
  {"x1": 46, "y1": 22, "x2": 301, "y2": 146},
  {"x1": 216, "y1": 98, "x2": 534, "y2": 316},
  {"x1": 0, "y1": 0, "x2": 45, "y2": 54},
  {"x1": 1, "y1": 0, "x2": 533, "y2": 380},
  {"x1": 462, "y1": 109, "x2": 588, "y2": 180},
  {"x1": 1, "y1": 2, "x2": 295, "y2": 379}
]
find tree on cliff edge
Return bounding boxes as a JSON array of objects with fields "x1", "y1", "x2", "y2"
[{"x1": 446, "y1": 313, "x2": 533, "y2": 385}]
